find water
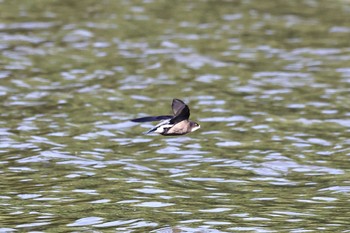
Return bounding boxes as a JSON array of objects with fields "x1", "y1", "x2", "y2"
[{"x1": 1, "y1": 0, "x2": 350, "y2": 232}]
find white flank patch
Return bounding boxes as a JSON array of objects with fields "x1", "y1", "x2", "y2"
[{"x1": 154, "y1": 124, "x2": 173, "y2": 133}]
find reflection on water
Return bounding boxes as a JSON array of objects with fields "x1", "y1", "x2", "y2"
[{"x1": 1, "y1": 0, "x2": 350, "y2": 232}]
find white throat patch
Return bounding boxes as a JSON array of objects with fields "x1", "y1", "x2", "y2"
[{"x1": 191, "y1": 125, "x2": 201, "y2": 132}]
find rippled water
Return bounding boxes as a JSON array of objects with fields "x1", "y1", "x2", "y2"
[{"x1": 1, "y1": 0, "x2": 350, "y2": 232}]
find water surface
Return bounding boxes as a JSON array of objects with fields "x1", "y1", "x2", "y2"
[{"x1": 1, "y1": 0, "x2": 350, "y2": 232}]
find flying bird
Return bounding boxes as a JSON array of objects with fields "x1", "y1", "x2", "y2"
[{"x1": 131, "y1": 98, "x2": 200, "y2": 136}]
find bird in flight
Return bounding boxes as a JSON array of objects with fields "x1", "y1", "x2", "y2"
[{"x1": 131, "y1": 98, "x2": 200, "y2": 136}]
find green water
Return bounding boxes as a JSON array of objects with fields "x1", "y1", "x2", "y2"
[{"x1": 1, "y1": 0, "x2": 350, "y2": 232}]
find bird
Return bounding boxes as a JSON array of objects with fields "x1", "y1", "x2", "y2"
[{"x1": 131, "y1": 98, "x2": 200, "y2": 136}]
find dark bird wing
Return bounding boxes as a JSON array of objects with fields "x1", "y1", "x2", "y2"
[
  {"x1": 130, "y1": 115, "x2": 173, "y2": 122},
  {"x1": 172, "y1": 99, "x2": 186, "y2": 115},
  {"x1": 170, "y1": 99, "x2": 190, "y2": 124}
]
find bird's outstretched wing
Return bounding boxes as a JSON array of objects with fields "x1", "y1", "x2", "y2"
[
  {"x1": 170, "y1": 99, "x2": 190, "y2": 124},
  {"x1": 131, "y1": 115, "x2": 173, "y2": 122},
  {"x1": 172, "y1": 99, "x2": 186, "y2": 116}
]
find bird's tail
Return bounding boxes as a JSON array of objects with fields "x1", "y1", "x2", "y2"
[{"x1": 143, "y1": 127, "x2": 157, "y2": 134}]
